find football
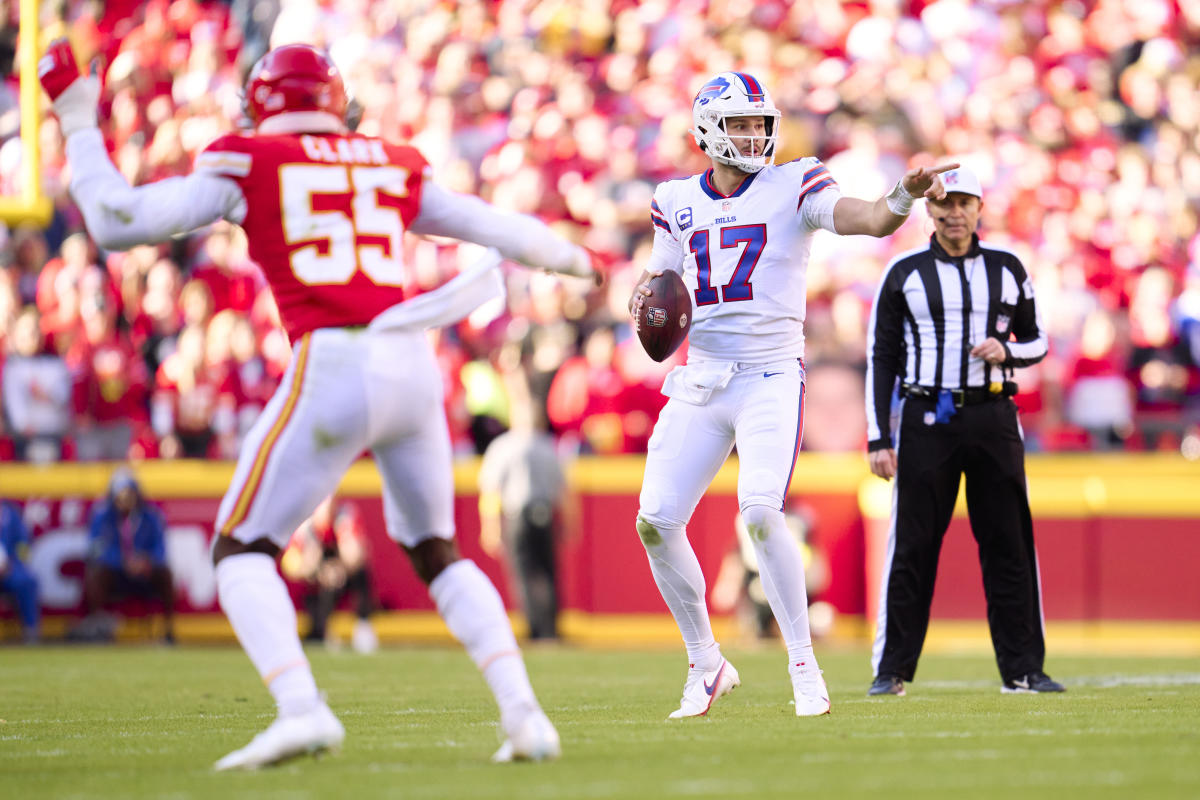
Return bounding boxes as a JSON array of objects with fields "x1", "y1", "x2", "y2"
[{"x1": 636, "y1": 270, "x2": 692, "y2": 362}]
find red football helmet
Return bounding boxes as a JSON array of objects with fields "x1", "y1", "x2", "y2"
[{"x1": 243, "y1": 44, "x2": 348, "y2": 126}]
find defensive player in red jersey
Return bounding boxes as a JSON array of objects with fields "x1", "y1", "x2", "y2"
[{"x1": 41, "y1": 39, "x2": 598, "y2": 769}]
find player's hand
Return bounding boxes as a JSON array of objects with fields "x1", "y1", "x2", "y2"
[
  {"x1": 869, "y1": 448, "x2": 897, "y2": 480},
  {"x1": 970, "y1": 337, "x2": 1008, "y2": 365},
  {"x1": 559, "y1": 246, "x2": 605, "y2": 287},
  {"x1": 628, "y1": 269, "x2": 663, "y2": 317},
  {"x1": 901, "y1": 163, "x2": 959, "y2": 202},
  {"x1": 582, "y1": 247, "x2": 606, "y2": 288},
  {"x1": 38, "y1": 38, "x2": 100, "y2": 137}
]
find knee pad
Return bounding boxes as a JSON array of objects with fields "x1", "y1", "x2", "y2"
[
  {"x1": 739, "y1": 504, "x2": 786, "y2": 544},
  {"x1": 635, "y1": 514, "x2": 683, "y2": 549}
]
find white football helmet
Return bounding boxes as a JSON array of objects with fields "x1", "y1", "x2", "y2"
[{"x1": 690, "y1": 72, "x2": 781, "y2": 173}]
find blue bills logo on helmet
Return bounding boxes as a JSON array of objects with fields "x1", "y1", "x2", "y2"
[{"x1": 694, "y1": 76, "x2": 730, "y2": 107}]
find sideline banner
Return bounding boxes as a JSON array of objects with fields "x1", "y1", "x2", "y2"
[{"x1": 1, "y1": 454, "x2": 1197, "y2": 622}]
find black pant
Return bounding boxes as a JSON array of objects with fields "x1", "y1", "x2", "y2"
[
  {"x1": 875, "y1": 396, "x2": 1045, "y2": 683},
  {"x1": 85, "y1": 562, "x2": 175, "y2": 634},
  {"x1": 504, "y1": 503, "x2": 559, "y2": 640},
  {"x1": 305, "y1": 566, "x2": 373, "y2": 640}
]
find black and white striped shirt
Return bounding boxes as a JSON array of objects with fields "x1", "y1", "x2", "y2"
[{"x1": 865, "y1": 234, "x2": 1047, "y2": 451}]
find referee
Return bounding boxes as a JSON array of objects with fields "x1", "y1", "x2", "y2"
[{"x1": 864, "y1": 167, "x2": 1064, "y2": 696}]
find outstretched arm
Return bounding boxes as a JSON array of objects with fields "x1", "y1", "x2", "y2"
[
  {"x1": 832, "y1": 163, "x2": 959, "y2": 237},
  {"x1": 410, "y1": 183, "x2": 600, "y2": 285},
  {"x1": 40, "y1": 38, "x2": 244, "y2": 251},
  {"x1": 66, "y1": 133, "x2": 246, "y2": 250}
]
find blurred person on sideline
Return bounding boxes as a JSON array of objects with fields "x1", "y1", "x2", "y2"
[
  {"x1": 42, "y1": 39, "x2": 598, "y2": 768},
  {"x1": 0, "y1": 500, "x2": 41, "y2": 643},
  {"x1": 865, "y1": 167, "x2": 1063, "y2": 697},
  {"x1": 281, "y1": 495, "x2": 376, "y2": 653},
  {"x1": 478, "y1": 350, "x2": 567, "y2": 641},
  {"x1": 75, "y1": 468, "x2": 175, "y2": 644},
  {"x1": 627, "y1": 71, "x2": 953, "y2": 719}
]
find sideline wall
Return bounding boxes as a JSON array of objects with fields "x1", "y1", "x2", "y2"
[{"x1": 0, "y1": 454, "x2": 1196, "y2": 625}]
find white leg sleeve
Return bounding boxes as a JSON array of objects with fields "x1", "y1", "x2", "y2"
[
  {"x1": 216, "y1": 553, "x2": 320, "y2": 716},
  {"x1": 740, "y1": 505, "x2": 818, "y2": 671},
  {"x1": 636, "y1": 518, "x2": 722, "y2": 670},
  {"x1": 429, "y1": 560, "x2": 540, "y2": 729}
]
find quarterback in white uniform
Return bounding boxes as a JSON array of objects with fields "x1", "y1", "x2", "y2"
[{"x1": 630, "y1": 71, "x2": 955, "y2": 718}]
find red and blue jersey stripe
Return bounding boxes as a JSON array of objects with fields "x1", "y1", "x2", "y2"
[
  {"x1": 797, "y1": 163, "x2": 837, "y2": 210},
  {"x1": 650, "y1": 198, "x2": 670, "y2": 232}
]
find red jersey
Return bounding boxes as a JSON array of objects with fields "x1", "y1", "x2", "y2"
[{"x1": 195, "y1": 132, "x2": 428, "y2": 341}]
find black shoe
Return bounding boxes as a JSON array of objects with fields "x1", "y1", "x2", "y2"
[
  {"x1": 867, "y1": 675, "x2": 906, "y2": 696},
  {"x1": 1002, "y1": 671, "x2": 1065, "y2": 694}
]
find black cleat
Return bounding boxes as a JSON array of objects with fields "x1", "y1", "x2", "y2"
[
  {"x1": 867, "y1": 675, "x2": 906, "y2": 696},
  {"x1": 1002, "y1": 671, "x2": 1065, "y2": 694}
]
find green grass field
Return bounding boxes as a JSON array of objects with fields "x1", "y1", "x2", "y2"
[{"x1": 2, "y1": 644, "x2": 1198, "y2": 799}]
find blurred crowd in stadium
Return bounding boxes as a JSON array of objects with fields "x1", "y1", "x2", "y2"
[{"x1": 2, "y1": 0, "x2": 1200, "y2": 464}]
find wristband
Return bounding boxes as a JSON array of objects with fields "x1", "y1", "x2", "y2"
[{"x1": 885, "y1": 180, "x2": 914, "y2": 217}]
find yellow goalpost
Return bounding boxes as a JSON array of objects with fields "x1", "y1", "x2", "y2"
[{"x1": 0, "y1": 0, "x2": 53, "y2": 227}]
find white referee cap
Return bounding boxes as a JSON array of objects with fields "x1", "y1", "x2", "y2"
[{"x1": 940, "y1": 167, "x2": 983, "y2": 198}]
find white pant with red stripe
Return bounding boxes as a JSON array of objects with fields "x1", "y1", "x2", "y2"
[
  {"x1": 215, "y1": 326, "x2": 454, "y2": 548},
  {"x1": 637, "y1": 358, "x2": 806, "y2": 527}
]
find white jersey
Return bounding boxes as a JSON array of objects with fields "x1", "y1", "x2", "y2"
[{"x1": 644, "y1": 159, "x2": 842, "y2": 363}]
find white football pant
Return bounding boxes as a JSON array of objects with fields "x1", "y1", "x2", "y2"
[
  {"x1": 639, "y1": 359, "x2": 805, "y2": 527},
  {"x1": 215, "y1": 327, "x2": 454, "y2": 548}
]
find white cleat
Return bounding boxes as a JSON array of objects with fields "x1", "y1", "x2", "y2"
[
  {"x1": 667, "y1": 658, "x2": 741, "y2": 719},
  {"x1": 351, "y1": 619, "x2": 379, "y2": 654},
  {"x1": 791, "y1": 667, "x2": 831, "y2": 717},
  {"x1": 492, "y1": 709, "x2": 561, "y2": 763},
  {"x1": 214, "y1": 702, "x2": 345, "y2": 771}
]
